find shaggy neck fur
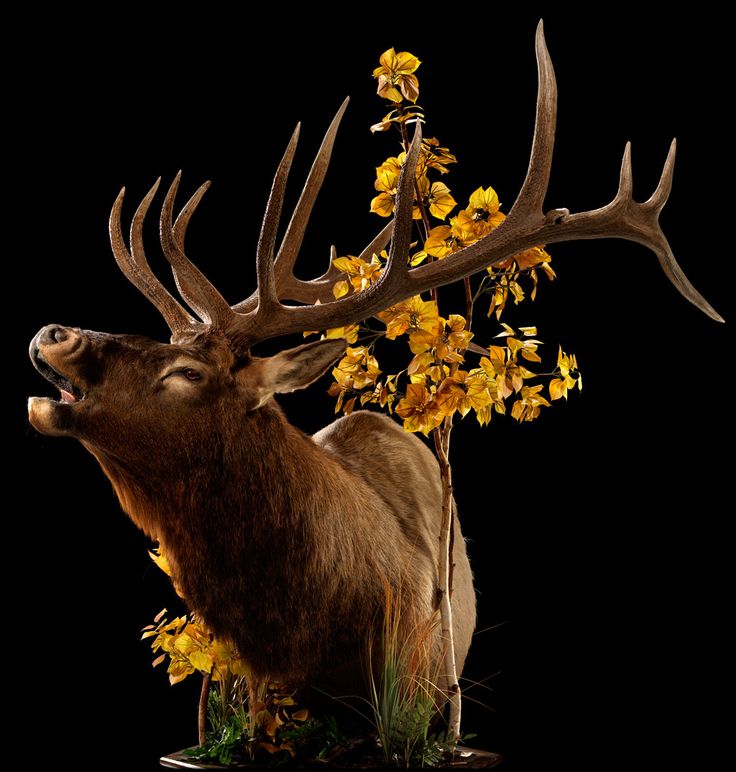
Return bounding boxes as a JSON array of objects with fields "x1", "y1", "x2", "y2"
[{"x1": 90, "y1": 402, "x2": 418, "y2": 689}]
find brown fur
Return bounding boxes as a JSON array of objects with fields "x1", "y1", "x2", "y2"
[{"x1": 28, "y1": 325, "x2": 475, "y2": 701}]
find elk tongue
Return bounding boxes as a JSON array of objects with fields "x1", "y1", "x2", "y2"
[{"x1": 59, "y1": 389, "x2": 77, "y2": 404}]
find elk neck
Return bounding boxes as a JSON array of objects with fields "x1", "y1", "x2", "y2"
[{"x1": 86, "y1": 399, "x2": 370, "y2": 632}]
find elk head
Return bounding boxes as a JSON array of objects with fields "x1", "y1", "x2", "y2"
[{"x1": 28, "y1": 23, "x2": 722, "y2": 502}]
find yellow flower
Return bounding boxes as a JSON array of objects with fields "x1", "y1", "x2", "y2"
[
  {"x1": 463, "y1": 186, "x2": 506, "y2": 237},
  {"x1": 448, "y1": 211, "x2": 480, "y2": 248},
  {"x1": 332, "y1": 252, "x2": 384, "y2": 293},
  {"x1": 373, "y1": 48, "x2": 421, "y2": 103},
  {"x1": 510, "y1": 384, "x2": 551, "y2": 422},
  {"x1": 333, "y1": 346, "x2": 381, "y2": 389},
  {"x1": 549, "y1": 347, "x2": 582, "y2": 400},
  {"x1": 423, "y1": 226, "x2": 456, "y2": 259},
  {"x1": 435, "y1": 369, "x2": 492, "y2": 417},
  {"x1": 395, "y1": 383, "x2": 443, "y2": 434},
  {"x1": 479, "y1": 343, "x2": 536, "y2": 399},
  {"x1": 370, "y1": 157, "x2": 401, "y2": 217},
  {"x1": 492, "y1": 244, "x2": 554, "y2": 273},
  {"x1": 417, "y1": 177, "x2": 457, "y2": 220},
  {"x1": 370, "y1": 154, "x2": 425, "y2": 219},
  {"x1": 379, "y1": 295, "x2": 439, "y2": 339},
  {"x1": 409, "y1": 314, "x2": 472, "y2": 363},
  {"x1": 420, "y1": 137, "x2": 457, "y2": 174}
]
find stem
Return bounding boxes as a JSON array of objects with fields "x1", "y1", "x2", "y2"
[
  {"x1": 432, "y1": 418, "x2": 461, "y2": 741},
  {"x1": 464, "y1": 277, "x2": 474, "y2": 330},
  {"x1": 198, "y1": 670, "x2": 212, "y2": 746},
  {"x1": 400, "y1": 109, "x2": 461, "y2": 739}
]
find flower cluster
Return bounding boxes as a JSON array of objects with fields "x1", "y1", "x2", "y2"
[
  {"x1": 142, "y1": 546, "x2": 248, "y2": 685},
  {"x1": 142, "y1": 609, "x2": 248, "y2": 685},
  {"x1": 317, "y1": 49, "x2": 581, "y2": 434}
]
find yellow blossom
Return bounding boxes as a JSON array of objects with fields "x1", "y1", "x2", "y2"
[
  {"x1": 511, "y1": 384, "x2": 552, "y2": 422},
  {"x1": 420, "y1": 137, "x2": 457, "y2": 174},
  {"x1": 417, "y1": 177, "x2": 456, "y2": 220},
  {"x1": 549, "y1": 347, "x2": 582, "y2": 400},
  {"x1": 332, "y1": 252, "x2": 384, "y2": 293},
  {"x1": 333, "y1": 346, "x2": 381, "y2": 389},
  {"x1": 448, "y1": 211, "x2": 480, "y2": 248},
  {"x1": 142, "y1": 610, "x2": 248, "y2": 686},
  {"x1": 370, "y1": 154, "x2": 427, "y2": 219},
  {"x1": 370, "y1": 158, "x2": 401, "y2": 217},
  {"x1": 435, "y1": 369, "x2": 492, "y2": 417},
  {"x1": 373, "y1": 48, "x2": 421, "y2": 103},
  {"x1": 408, "y1": 314, "x2": 472, "y2": 363},
  {"x1": 480, "y1": 344, "x2": 536, "y2": 398},
  {"x1": 395, "y1": 383, "x2": 442, "y2": 434},
  {"x1": 463, "y1": 186, "x2": 506, "y2": 237},
  {"x1": 492, "y1": 244, "x2": 554, "y2": 273},
  {"x1": 379, "y1": 295, "x2": 439, "y2": 339},
  {"x1": 424, "y1": 225, "x2": 460, "y2": 259}
]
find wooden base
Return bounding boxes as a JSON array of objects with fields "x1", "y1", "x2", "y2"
[{"x1": 160, "y1": 746, "x2": 502, "y2": 769}]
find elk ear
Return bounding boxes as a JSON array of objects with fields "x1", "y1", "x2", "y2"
[{"x1": 247, "y1": 338, "x2": 347, "y2": 407}]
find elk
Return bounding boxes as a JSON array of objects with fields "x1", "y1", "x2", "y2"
[{"x1": 27, "y1": 23, "x2": 720, "y2": 723}]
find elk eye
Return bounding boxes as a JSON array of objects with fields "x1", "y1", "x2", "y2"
[{"x1": 182, "y1": 368, "x2": 201, "y2": 381}]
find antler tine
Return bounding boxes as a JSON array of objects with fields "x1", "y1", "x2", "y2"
[
  {"x1": 616, "y1": 141, "x2": 634, "y2": 201},
  {"x1": 645, "y1": 138, "x2": 676, "y2": 214},
  {"x1": 254, "y1": 124, "x2": 301, "y2": 314},
  {"x1": 171, "y1": 180, "x2": 213, "y2": 317},
  {"x1": 160, "y1": 173, "x2": 233, "y2": 326},
  {"x1": 109, "y1": 182, "x2": 195, "y2": 336},
  {"x1": 383, "y1": 122, "x2": 423, "y2": 289},
  {"x1": 505, "y1": 20, "x2": 557, "y2": 224},
  {"x1": 275, "y1": 98, "x2": 350, "y2": 285},
  {"x1": 233, "y1": 103, "x2": 351, "y2": 313}
]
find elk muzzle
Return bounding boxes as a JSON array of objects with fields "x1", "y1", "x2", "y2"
[{"x1": 28, "y1": 325, "x2": 89, "y2": 436}]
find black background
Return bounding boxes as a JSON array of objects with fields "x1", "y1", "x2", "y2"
[{"x1": 10, "y1": 8, "x2": 733, "y2": 771}]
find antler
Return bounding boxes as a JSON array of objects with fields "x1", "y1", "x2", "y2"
[{"x1": 110, "y1": 20, "x2": 722, "y2": 354}]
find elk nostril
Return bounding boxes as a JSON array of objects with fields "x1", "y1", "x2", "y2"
[{"x1": 48, "y1": 326, "x2": 68, "y2": 344}]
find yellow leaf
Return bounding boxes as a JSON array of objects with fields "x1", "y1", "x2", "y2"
[
  {"x1": 494, "y1": 323, "x2": 515, "y2": 338},
  {"x1": 549, "y1": 378, "x2": 566, "y2": 401},
  {"x1": 188, "y1": 649, "x2": 214, "y2": 673},
  {"x1": 370, "y1": 192, "x2": 394, "y2": 217},
  {"x1": 521, "y1": 348, "x2": 542, "y2": 363},
  {"x1": 509, "y1": 281, "x2": 524, "y2": 304},
  {"x1": 428, "y1": 181, "x2": 456, "y2": 220},
  {"x1": 332, "y1": 256, "x2": 354, "y2": 273},
  {"x1": 408, "y1": 352, "x2": 435, "y2": 375},
  {"x1": 332, "y1": 280, "x2": 349, "y2": 299},
  {"x1": 476, "y1": 405, "x2": 492, "y2": 426},
  {"x1": 149, "y1": 549, "x2": 172, "y2": 577}
]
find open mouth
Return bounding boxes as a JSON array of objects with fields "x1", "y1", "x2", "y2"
[{"x1": 31, "y1": 349, "x2": 86, "y2": 404}]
